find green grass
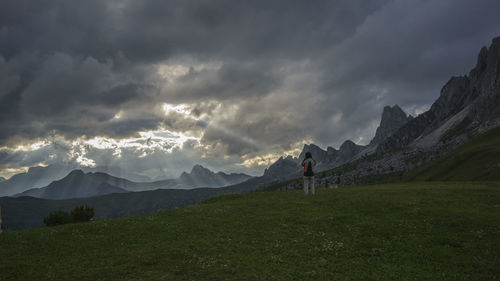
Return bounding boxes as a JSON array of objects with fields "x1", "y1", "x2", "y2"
[
  {"x1": 404, "y1": 127, "x2": 500, "y2": 181},
  {"x1": 1, "y1": 182, "x2": 500, "y2": 280}
]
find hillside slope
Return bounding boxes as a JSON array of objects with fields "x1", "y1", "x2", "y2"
[
  {"x1": 0, "y1": 187, "x2": 231, "y2": 230},
  {"x1": 1, "y1": 182, "x2": 499, "y2": 280},
  {"x1": 404, "y1": 126, "x2": 500, "y2": 181}
]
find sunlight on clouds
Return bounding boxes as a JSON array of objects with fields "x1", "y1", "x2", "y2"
[
  {"x1": 76, "y1": 155, "x2": 96, "y2": 167},
  {"x1": 156, "y1": 61, "x2": 222, "y2": 81},
  {"x1": 83, "y1": 129, "x2": 200, "y2": 157},
  {"x1": 138, "y1": 130, "x2": 198, "y2": 152},
  {"x1": 112, "y1": 110, "x2": 123, "y2": 120},
  {"x1": 282, "y1": 146, "x2": 304, "y2": 158},
  {"x1": 238, "y1": 143, "x2": 304, "y2": 169},
  {"x1": 68, "y1": 143, "x2": 96, "y2": 167},
  {"x1": 0, "y1": 167, "x2": 29, "y2": 179},
  {"x1": 74, "y1": 129, "x2": 201, "y2": 167},
  {"x1": 240, "y1": 153, "x2": 281, "y2": 168},
  {"x1": 85, "y1": 137, "x2": 118, "y2": 150},
  {"x1": 12, "y1": 140, "x2": 50, "y2": 152},
  {"x1": 157, "y1": 64, "x2": 191, "y2": 81},
  {"x1": 162, "y1": 103, "x2": 192, "y2": 116}
]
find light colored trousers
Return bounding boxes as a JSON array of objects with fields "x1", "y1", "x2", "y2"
[{"x1": 303, "y1": 176, "x2": 315, "y2": 195}]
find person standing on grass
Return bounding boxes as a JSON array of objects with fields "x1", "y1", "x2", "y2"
[{"x1": 301, "y1": 152, "x2": 316, "y2": 195}]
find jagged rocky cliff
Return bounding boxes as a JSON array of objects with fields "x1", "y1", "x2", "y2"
[{"x1": 379, "y1": 36, "x2": 500, "y2": 151}]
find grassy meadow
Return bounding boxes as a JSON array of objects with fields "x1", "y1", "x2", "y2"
[{"x1": 1, "y1": 181, "x2": 499, "y2": 280}]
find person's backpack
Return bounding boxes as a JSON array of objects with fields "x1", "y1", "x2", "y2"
[{"x1": 304, "y1": 160, "x2": 314, "y2": 177}]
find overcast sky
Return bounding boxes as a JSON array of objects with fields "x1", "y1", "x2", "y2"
[{"x1": 0, "y1": 0, "x2": 499, "y2": 180}]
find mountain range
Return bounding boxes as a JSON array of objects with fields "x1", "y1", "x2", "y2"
[
  {"x1": 4, "y1": 165, "x2": 251, "y2": 200},
  {"x1": 259, "y1": 104, "x2": 414, "y2": 181}
]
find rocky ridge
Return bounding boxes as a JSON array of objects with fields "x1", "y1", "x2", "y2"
[
  {"x1": 263, "y1": 104, "x2": 413, "y2": 182},
  {"x1": 15, "y1": 164, "x2": 253, "y2": 200},
  {"x1": 265, "y1": 36, "x2": 500, "y2": 189},
  {"x1": 370, "y1": 105, "x2": 413, "y2": 145},
  {"x1": 379, "y1": 36, "x2": 500, "y2": 151}
]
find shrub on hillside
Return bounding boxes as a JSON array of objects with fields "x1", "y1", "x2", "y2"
[
  {"x1": 71, "y1": 206, "x2": 95, "y2": 223},
  {"x1": 43, "y1": 210, "x2": 73, "y2": 226},
  {"x1": 43, "y1": 206, "x2": 95, "y2": 226}
]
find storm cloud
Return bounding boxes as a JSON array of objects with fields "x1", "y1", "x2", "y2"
[{"x1": 1, "y1": 0, "x2": 499, "y2": 179}]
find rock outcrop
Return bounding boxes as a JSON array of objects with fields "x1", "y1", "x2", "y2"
[
  {"x1": 370, "y1": 105, "x2": 412, "y2": 145},
  {"x1": 338, "y1": 140, "x2": 364, "y2": 162},
  {"x1": 467, "y1": 37, "x2": 500, "y2": 126},
  {"x1": 298, "y1": 144, "x2": 329, "y2": 163}
]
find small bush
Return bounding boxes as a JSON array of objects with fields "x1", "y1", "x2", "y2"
[
  {"x1": 43, "y1": 206, "x2": 95, "y2": 227},
  {"x1": 71, "y1": 206, "x2": 95, "y2": 223},
  {"x1": 43, "y1": 210, "x2": 73, "y2": 226}
]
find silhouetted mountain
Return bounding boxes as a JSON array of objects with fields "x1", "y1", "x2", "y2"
[
  {"x1": 0, "y1": 177, "x2": 5, "y2": 182},
  {"x1": 84, "y1": 166, "x2": 152, "y2": 182},
  {"x1": 17, "y1": 170, "x2": 129, "y2": 199},
  {"x1": 298, "y1": 144, "x2": 329, "y2": 164},
  {"x1": 263, "y1": 156, "x2": 300, "y2": 181},
  {"x1": 261, "y1": 137, "x2": 368, "y2": 182},
  {"x1": 15, "y1": 164, "x2": 252, "y2": 200},
  {"x1": 0, "y1": 164, "x2": 76, "y2": 197},
  {"x1": 179, "y1": 165, "x2": 252, "y2": 188}
]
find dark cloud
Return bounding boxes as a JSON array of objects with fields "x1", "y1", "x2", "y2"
[
  {"x1": 0, "y1": 0, "x2": 499, "y2": 178},
  {"x1": 166, "y1": 62, "x2": 283, "y2": 102}
]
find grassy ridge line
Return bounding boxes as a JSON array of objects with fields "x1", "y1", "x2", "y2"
[
  {"x1": 404, "y1": 126, "x2": 500, "y2": 181},
  {"x1": 1, "y1": 182, "x2": 499, "y2": 280}
]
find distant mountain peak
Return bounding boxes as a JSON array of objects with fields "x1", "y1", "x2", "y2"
[
  {"x1": 340, "y1": 139, "x2": 355, "y2": 148},
  {"x1": 191, "y1": 164, "x2": 212, "y2": 174},
  {"x1": 299, "y1": 144, "x2": 327, "y2": 161},
  {"x1": 370, "y1": 105, "x2": 412, "y2": 145},
  {"x1": 0, "y1": 164, "x2": 78, "y2": 197},
  {"x1": 16, "y1": 169, "x2": 129, "y2": 200},
  {"x1": 68, "y1": 169, "x2": 85, "y2": 176},
  {"x1": 338, "y1": 140, "x2": 364, "y2": 161},
  {"x1": 180, "y1": 164, "x2": 252, "y2": 188}
]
